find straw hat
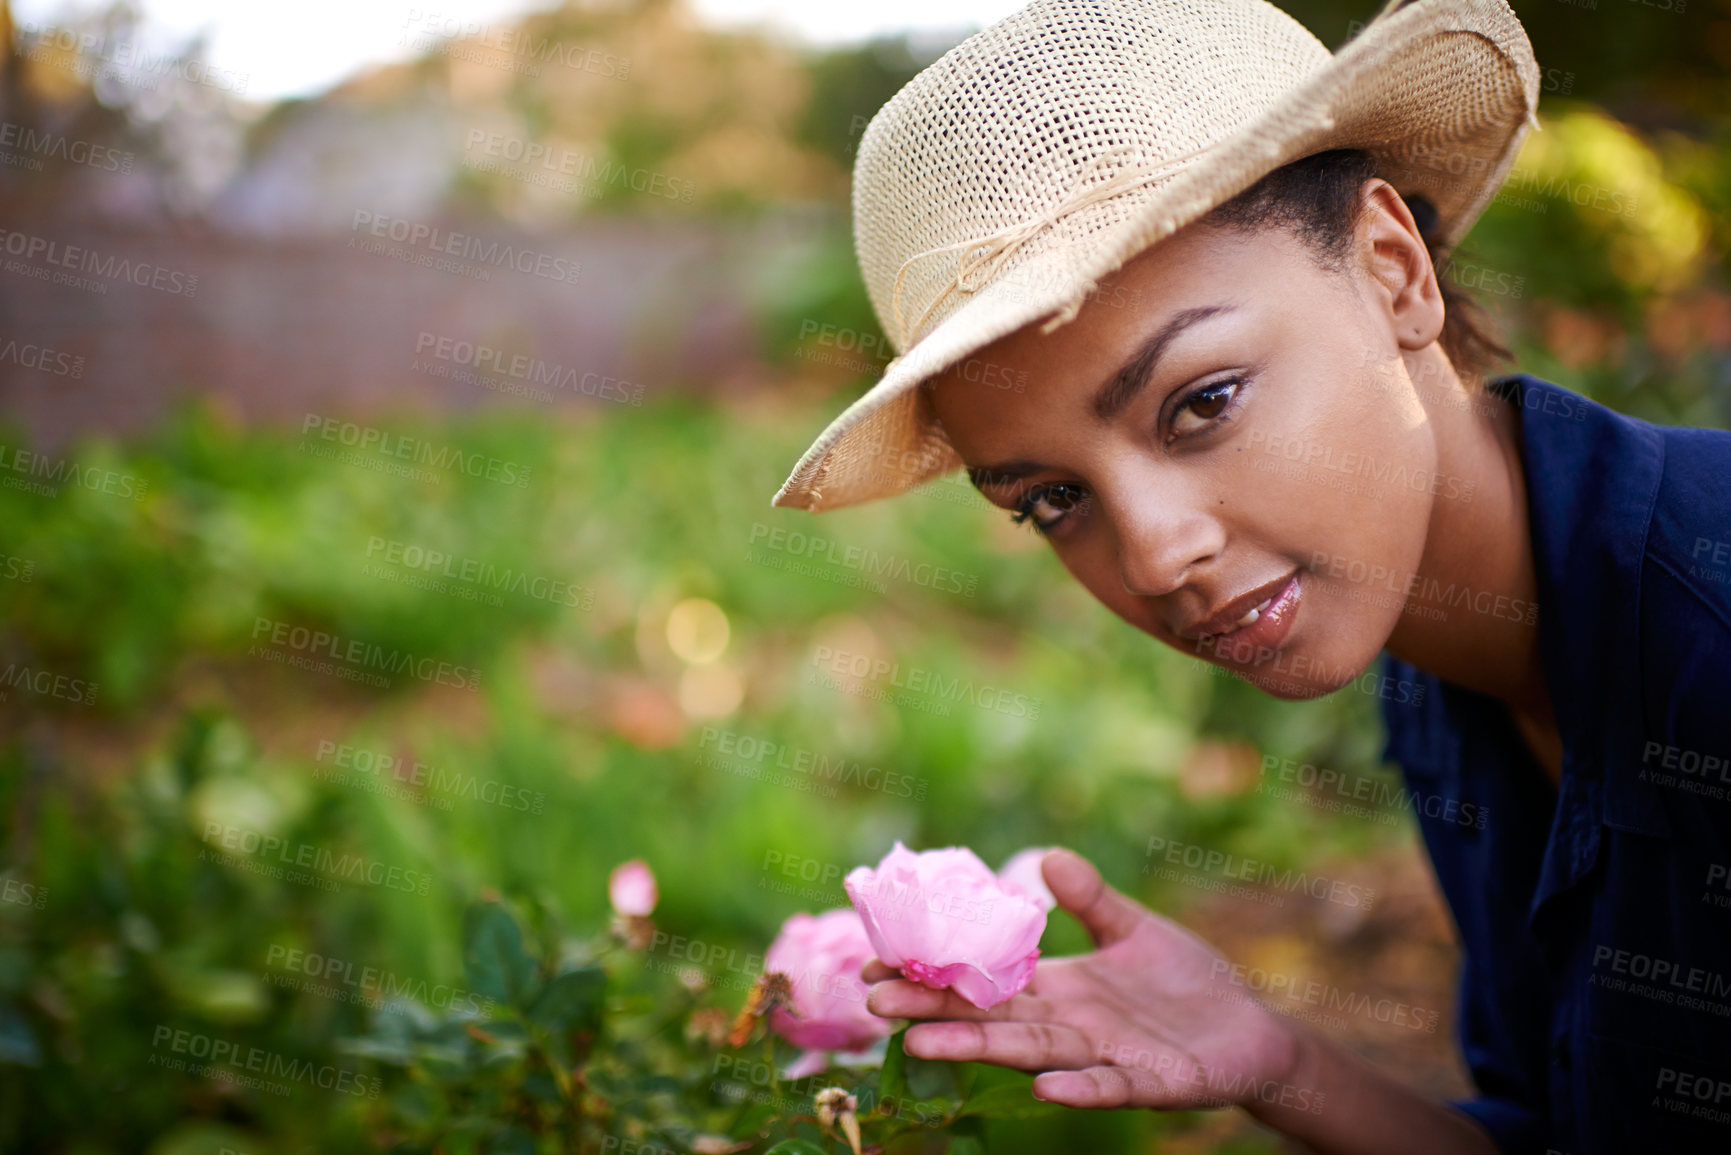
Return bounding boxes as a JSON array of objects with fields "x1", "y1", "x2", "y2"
[{"x1": 771, "y1": 0, "x2": 1539, "y2": 512}]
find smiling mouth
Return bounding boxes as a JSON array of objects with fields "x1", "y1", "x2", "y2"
[
  {"x1": 1187, "y1": 570, "x2": 1305, "y2": 661},
  {"x1": 1179, "y1": 568, "x2": 1299, "y2": 641},
  {"x1": 1226, "y1": 597, "x2": 1272, "y2": 631}
]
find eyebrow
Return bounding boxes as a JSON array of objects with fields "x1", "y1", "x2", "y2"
[
  {"x1": 1092, "y1": 305, "x2": 1234, "y2": 422},
  {"x1": 965, "y1": 304, "x2": 1235, "y2": 493}
]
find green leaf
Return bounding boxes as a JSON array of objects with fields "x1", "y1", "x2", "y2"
[
  {"x1": 0, "y1": 1004, "x2": 42, "y2": 1066},
  {"x1": 522, "y1": 1069, "x2": 562, "y2": 1102},
  {"x1": 527, "y1": 965, "x2": 605, "y2": 1033},
  {"x1": 946, "y1": 1137, "x2": 986, "y2": 1155},
  {"x1": 904, "y1": 1053, "x2": 963, "y2": 1101},
  {"x1": 878, "y1": 1027, "x2": 909, "y2": 1102},
  {"x1": 463, "y1": 902, "x2": 538, "y2": 1010},
  {"x1": 957, "y1": 1079, "x2": 1062, "y2": 1119},
  {"x1": 764, "y1": 1143, "x2": 829, "y2": 1155},
  {"x1": 486, "y1": 1124, "x2": 536, "y2": 1155}
]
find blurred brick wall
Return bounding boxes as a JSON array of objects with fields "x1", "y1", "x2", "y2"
[{"x1": 0, "y1": 215, "x2": 798, "y2": 450}]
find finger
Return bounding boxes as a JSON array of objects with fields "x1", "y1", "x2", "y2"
[
  {"x1": 866, "y1": 979, "x2": 1051, "y2": 1023},
  {"x1": 860, "y1": 958, "x2": 897, "y2": 984},
  {"x1": 904, "y1": 1019, "x2": 1096, "y2": 1071},
  {"x1": 1042, "y1": 847, "x2": 1146, "y2": 948},
  {"x1": 1031, "y1": 1065, "x2": 1212, "y2": 1111}
]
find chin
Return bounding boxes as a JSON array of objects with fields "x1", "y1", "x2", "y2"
[
  {"x1": 1232, "y1": 666, "x2": 1339, "y2": 702},
  {"x1": 1216, "y1": 629, "x2": 1389, "y2": 703}
]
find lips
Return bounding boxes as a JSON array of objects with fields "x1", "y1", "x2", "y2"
[{"x1": 1178, "y1": 569, "x2": 1301, "y2": 641}]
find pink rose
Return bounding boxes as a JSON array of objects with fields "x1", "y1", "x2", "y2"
[
  {"x1": 844, "y1": 842, "x2": 1047, "y2": 1009},
  {"x1": 609, "y1": 859, "x2": 658, "y2": 917},
  {"x1": 998, "y1": 848, "x2": 1057, "y2": 912},
  {"x1": 764, "y1": 908, "x2": 892, "y2": 1071}
]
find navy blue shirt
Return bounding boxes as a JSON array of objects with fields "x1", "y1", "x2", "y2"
[{"x1": 1377, "y1": 373, "x2": 1731, "y2": 1154}]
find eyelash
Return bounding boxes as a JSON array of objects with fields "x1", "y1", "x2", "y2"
[{"x1": 1009, "y1": 375, "x2": 1249, "y2": 535}]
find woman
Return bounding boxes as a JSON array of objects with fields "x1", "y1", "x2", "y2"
[{"x1": 770, "y1": 1, "x2": 1731, "y2": 1152}]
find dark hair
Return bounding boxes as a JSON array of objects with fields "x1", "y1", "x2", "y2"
[{"x1": 1204, "y1": 148, "x2": 1511, "y2": 385}]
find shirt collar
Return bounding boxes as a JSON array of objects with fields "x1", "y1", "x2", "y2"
[{"x1": 1489, "y1": 374, "x2": 1668, "y2": 838}]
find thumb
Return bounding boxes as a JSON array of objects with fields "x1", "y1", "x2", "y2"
[{"x1": 1042, "y1": 848, "x2": 1147, "y2": 948}]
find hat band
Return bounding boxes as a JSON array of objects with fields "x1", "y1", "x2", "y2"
[{"x1": 888, "y1": 140, "x2": 1215, "y2": 348}]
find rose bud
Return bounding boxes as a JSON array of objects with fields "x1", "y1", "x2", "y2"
[
  {"x1": 845, "y1": 841, "x2": 1047, "y2": 1009},
  {"x1": 763, "y1": 908, "x2": 893, "y2": 1074},
  {"x1": 609, "y1": 859, "x2": 658, "y2": 916}
]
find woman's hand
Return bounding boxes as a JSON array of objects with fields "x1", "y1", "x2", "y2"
[{"x1": 861, "y1": 847, "x2": 1304, "y2": 1112}]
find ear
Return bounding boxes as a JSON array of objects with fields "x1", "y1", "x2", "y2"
[{"x1": 1353, "y1": 179, "x2": 1445, "y2": 353}]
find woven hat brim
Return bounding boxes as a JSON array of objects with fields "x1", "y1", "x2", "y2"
[{"x1": 772, "y1": 0, "x2": 1538, "y2": 513}]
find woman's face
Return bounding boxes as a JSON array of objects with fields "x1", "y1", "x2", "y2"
[{"x1": 927, "y1": 185, "x2": 1449, "y2": 699}]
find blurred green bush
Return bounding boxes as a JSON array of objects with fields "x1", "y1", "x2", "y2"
[{"x1": 0, "y1": 398, "x2": 1404, "y2": 1153}]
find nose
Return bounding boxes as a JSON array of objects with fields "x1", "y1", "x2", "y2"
[{"x1": 1110, "y1": 483, "x2": 1225, "y2": 599}]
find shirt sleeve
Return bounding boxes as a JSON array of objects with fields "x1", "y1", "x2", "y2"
[{"x1": 1446, "y1": 955, "x2": 1551, "y2": 1154}]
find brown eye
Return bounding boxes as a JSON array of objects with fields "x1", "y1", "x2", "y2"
[
  {"x1": 1171, "y1": 377, "x2": 1244, "y2": 438},
  {"x1": 1011, "y1": 483, "x2": 1089, "y2": 535}
]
